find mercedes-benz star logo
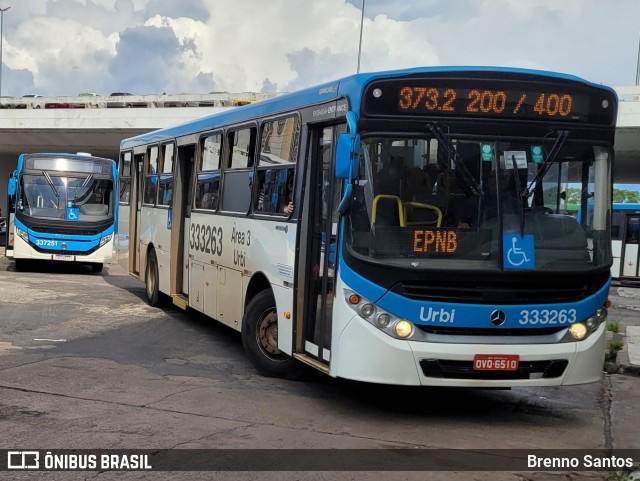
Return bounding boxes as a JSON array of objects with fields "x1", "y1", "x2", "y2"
[
  {"x1": 490, "y1": 310, "x2": 506, "y2": 326},
  {"x1": 61, "y1": 242, "x2": 67, "y2": 250}
]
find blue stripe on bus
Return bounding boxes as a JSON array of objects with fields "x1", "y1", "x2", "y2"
[
  {"x1": 14, "y1": 218, "x2": 114, "y2": 244},
  {"x1": 338, "y1": 257, "x2": 610, "y2": 329}
]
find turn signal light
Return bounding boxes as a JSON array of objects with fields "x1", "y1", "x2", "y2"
[{"x1": 348, "y1": 294, "x2": 361, "y2": 305}]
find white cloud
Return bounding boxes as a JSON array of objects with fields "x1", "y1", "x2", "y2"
[
  {"x1": 144, "y1": 0, "x2": 439, "y2": 92},
  {"x1": 0, "y1": 0, "x2": 638, "y2": 96}
]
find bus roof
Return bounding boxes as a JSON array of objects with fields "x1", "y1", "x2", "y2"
[
  {"x1": 15, "y1": 152, "x2": 115, "y2": 173},
  {"x1": 120, "y1": 66, "x2": 617, "y2": 150}
]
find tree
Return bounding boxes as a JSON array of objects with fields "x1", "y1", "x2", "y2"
[{"x1": 613, "y1": 189, "x2": 639, "y2": 204}]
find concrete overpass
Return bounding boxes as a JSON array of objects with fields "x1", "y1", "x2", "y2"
[{"x1": 0, "y1": 89, "x2": 638, "y2": 207}]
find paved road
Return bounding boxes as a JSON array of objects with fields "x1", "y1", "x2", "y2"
[{"x1": 0, "y1": 256, "x2": 638, "y2": 481}]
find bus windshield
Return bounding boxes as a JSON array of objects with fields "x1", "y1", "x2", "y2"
[
  {"x1": 19, "y1": 173, "x2": 114, "y2": 221},
  {"x1": 347, "y1": 135, "x2": 611, "y2": 272}
]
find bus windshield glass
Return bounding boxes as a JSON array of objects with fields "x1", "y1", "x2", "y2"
[
  {"x1": 19, "y1": 173, "x2": 114, "y2": 221},
  {"x1": 346, "y1": 135, "x2": 611, "y2": 272}
]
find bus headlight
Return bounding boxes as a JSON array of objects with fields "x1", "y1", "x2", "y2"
[
  {"x1": 344, "y1": 289, "x2": 415, "y2": 340},
  {"x1": 16, "y1": 227, "x2": 28, "y2": 242},
  {"x1": 595, "y1": 308, "x2": 608, "y2": 322},
  {"x1": 376, "y1": 313, "x2": 391, "y2": 327},
  {"x1": 569, "y1": 323, "x2": 588, "y2": 340},
  {"x1": 99, "y1": 233, "x2": 113, "y2": 247},
  {"x1": 561, "y1": 304, "x2": 608, "y2": 343},
  {"x1": 360, "y1": 303, "x2": 375, "y2": 318},
  {"x1": 395, "y1": 320, "x2": 414, "y2": 338}
]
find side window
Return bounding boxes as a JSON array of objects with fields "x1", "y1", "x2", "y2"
[
  {"x1": 119, "y1": 151, "x2": 132, "y2": 205},
  {"x1": 254, "y1": 116, "x2": 299, "y2": 215},
  {"x1": 221, "y1": 126, "x2": 256, "y2": 212},
  {"x1": 195, "y1": 133, "x2": 222, "y2": 210},
  {"x1": 611, "y1": 212, "x2": 624, "y2": 240},
  {"x1": 158, "y1": 143, "x2": 175, "y2": 207},
  {"x1": 626, "y1": 217, "x2": 640, "y2": 244},
  {"x1": 143, "y1": 146, "x2": 159, "y2": 205}
]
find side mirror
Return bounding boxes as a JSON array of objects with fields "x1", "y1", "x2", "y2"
[
  {"x1": 335, "y1": 133, "x2": 354, "y2": 179},
  {"x1": 7, "y1": 177, "x2": 16, "y2": 196},
  {"x1": 335, "y1": 111, "x2": 360, "y2": 180}
]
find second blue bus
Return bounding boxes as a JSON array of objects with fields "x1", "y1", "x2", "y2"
[{"x1": 5, "y1": 152, "x2": 117, "y2": 273}]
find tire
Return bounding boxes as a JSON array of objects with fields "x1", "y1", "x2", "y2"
[
  {"x1": 14, "y1": 259, "x2": 27, "y2": 271},
  {"x1": 145, "y1": 249, "x2": 160, "y2": 306},
  {"x1": 241, "y1": 290, "x2": 306, "y2": 379},
  {"x1": 91, "y1": 263, "x2": 103, "y2": 274}
]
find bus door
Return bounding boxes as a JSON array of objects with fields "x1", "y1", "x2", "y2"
[
  {"x1": 621, "y1": 215, "x2": 640, "y2": 278},
  {"x1": 170, "y1": 144, "x2": 195, "y2": 305},
  {"x1": 297, "y1": 124, "x2": 344, "y2": 365},
  {"x1": 129, "y1": 153, "x2": 144, "y2": 276}
]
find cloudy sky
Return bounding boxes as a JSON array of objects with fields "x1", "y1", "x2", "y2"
[{"x1": 1, "y1": 0, "x2": 639, "y2": 97}]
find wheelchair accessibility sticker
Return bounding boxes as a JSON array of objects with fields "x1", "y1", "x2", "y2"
[
  {"x1": 66, "y1": 207, "x2": 80, "y2": 221},
  {"x1": 503, "y1": 234, "x2": 535, "y2": 269}
]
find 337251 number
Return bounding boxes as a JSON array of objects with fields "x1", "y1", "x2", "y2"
[{"x1": 190, "y1": 223, "x2": 223, "y2": 256}]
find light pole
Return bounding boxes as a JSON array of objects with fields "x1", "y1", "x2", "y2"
[
  {"x1": 0, "y1": 6, "x2": 10, "y2": 102},
  {"x1": 356, "y1": 0, "x2": 365, "y2": 73}
]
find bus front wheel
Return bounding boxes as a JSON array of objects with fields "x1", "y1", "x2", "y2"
[
  {"x1": 242, "y1": 290, "x2": 305, "y2": 379},
  {"x1": 145, "y1": 249, "x2": 160, "y2": 307},
  {"x1": 91, "y1": 263, "x2": 103, "y2": 274}
]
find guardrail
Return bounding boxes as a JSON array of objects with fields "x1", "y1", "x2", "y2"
[{"x1": 0, "y1": 92, "x2": 279, "y2": 110}]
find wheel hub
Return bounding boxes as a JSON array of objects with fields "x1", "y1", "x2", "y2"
[{"x1": 258, "y1": 311, "x2": 281, "y2": 356}]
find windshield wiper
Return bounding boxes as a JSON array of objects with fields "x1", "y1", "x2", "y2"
[
  {"x1": 509, "y1": 154, "x2": 526, "y2": 236},
  {"x1": 426, "y1": 122, "x2": 482, "y2": 197},
  {"x1": 42, "y1": 171, "x2": 59, "y2": 198},
  {"x1": 522, "y1": 130, "x2": 569, "y2": 199},
  {"x1": 81, "y1": 174, "x2": 93, "y2": 188}
]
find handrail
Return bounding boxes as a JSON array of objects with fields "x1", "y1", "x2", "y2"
[
  {"x1": 372, "y1": 194, "x2": 405, "y2": 227},
  {"x1": 403, "y1": 202, "x2": 442, "y2": 227}
]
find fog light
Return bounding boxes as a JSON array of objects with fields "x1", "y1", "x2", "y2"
[
  {"x1": 376, "y1": 313, "x2": 391, "y2": 327},
  {"x1": 569, "y1": 323, "x2": 588, "y2": 340},
  {"x1": 395, "y1": 320, "x2": 414, "y2": 338},
  {"x1": 596, "y1": 308, "x2": 608, "y2": 321},
  {"x1": 585, "y1": 317, "x2": 597, "y2": 329},
  {"x1": 348, "y1": 294, "x2": 361, "y2": 305},
  {"x1": 360, "y1": 303, "x2": 375, "y2": 317}
]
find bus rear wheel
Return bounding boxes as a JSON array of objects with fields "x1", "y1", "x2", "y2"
[
  {"x1": 145, "y1": 249, "x2": 160, "y2": 307},
  {"x1": 242, "y1": 290, "x2": 305, "y2": 379}
]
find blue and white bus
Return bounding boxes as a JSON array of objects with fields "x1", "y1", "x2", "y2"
[
  {"x1": 6, "y1": 152, "x2": 117, "y2": 273},
  {"x1": 117, "y1": 67, "x2": 616, "y2": 387},
  {"x1": 611, "y1": 203, "x2": 640, "y2": 281}
]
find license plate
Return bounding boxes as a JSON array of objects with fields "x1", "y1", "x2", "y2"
[
  {"x1": 53, "y1": 254, "x2": 75, "y2": 261},
  {"x1": 473, "y1": 354, "x2": 519, "y2": 371}
]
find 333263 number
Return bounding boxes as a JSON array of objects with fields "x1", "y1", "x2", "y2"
[
  {"x1": 518, "y1": 309, "x2": 577, "y2": 325},
  {"x1": 190, "y1": 223, "x2": 223, "y2": 256}
]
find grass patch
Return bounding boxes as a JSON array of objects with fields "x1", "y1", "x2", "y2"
[
  {"x1": 609, "y1": 339, "x2": 625, "y2": 353},
  {"x1": 607, "y1": 322, "x2": 620, "y2": 333},
  {"x1": 604, "y1": 339, "x2": 625, "y2": 372}
]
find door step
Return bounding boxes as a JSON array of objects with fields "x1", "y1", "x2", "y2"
[
  {"x1": 172, "y1": 294, "x2": 189, "y2": 310},
  {"x1": 293, "y1": 353, "x2": 330, "y2": 374}
]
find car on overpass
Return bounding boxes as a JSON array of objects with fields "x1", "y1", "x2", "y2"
[{"x1": 107, "y1": 92, "x2": 148, "y2": 108}]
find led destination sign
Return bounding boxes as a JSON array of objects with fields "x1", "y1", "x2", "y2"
[
  {"x1": 398, "y1": 87, "x2": 582, "y2": 120},
  {"x1": 369, "y1": 227, "x2": 492, "y2": 260},
  {"x1": 364, "y1": 78, "x2": 616, "y2": 125}
]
